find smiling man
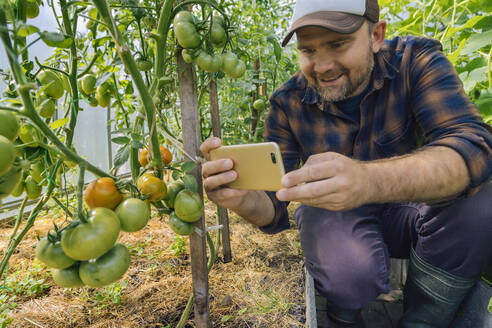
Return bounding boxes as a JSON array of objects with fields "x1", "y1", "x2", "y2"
[{"x1": 200, "y1": 0, "x2": 492, "y2": 327}]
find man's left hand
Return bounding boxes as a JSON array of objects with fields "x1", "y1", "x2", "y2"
[{"x1": 276, "y1": 152, "x2": 372, "y2": 211}]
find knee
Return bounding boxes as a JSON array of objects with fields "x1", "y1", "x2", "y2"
[{"x1": 311, "y1": 241, "x2": 391, "y2": 309}]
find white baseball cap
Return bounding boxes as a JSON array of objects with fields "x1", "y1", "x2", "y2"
[{"x1": 282, "y1": 0, "x2": 380, "y2": 46}]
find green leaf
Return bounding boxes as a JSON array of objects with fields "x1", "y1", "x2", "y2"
[
  {"x1": 39, "y1": 31, "x2": 73, "y2": 48},
  {"x1": 181, "y1": 161, "x2": 196, "y2": 173},
  {"x1": 182, "y1": 174, "x2": 198, "y2": 193},
  {"x1": 130, "y1": 139, "x2": 144, "y2": 149},
  {"x1": 172, "y1": 169, "x2": 181, "y2": 181},
  {"x1": 111, "y1": 136, "x2": 130, "y2": 144},
  {"x1": 49, "y1": 118, "x2": 69, "y2": 129},
  {"x1": 113, "y1": 144, "x2": 130, "y2": 170},
  {"x1": 488, "y1": 297, "x2": 492, "y2": 314},
  {"x1": 462, "y1": 29, "x2": 492, "y2": 55},
  {"x1": 442, "y1": 15, "x2": 485, "y2": 40},
  {"x1": 221, "y1": 315, "x2": 232, "y2": 323},
  {"x1": 446, "y1": 38, "x2": 466, "y2": 64},
  {"x1": 17, "y1": 24, "x2": 39, "y2": 37}
]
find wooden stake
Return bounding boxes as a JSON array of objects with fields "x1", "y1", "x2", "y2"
[
  {"x1": 177, "y1": 51, "x2": 211, "y2": 328},
  {"x1": 209, "y1": 77, "x2": 232, "y2": 263}
]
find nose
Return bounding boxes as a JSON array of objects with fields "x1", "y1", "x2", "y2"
[{"x1": 312, "y1": 55, "x2": 336, "y2": 75}]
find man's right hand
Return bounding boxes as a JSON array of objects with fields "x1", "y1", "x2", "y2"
[
  {"x1": 200, "y1": 137, "x2": 250, "y2": 210},
  {"x1": 200, "y1": 137, "x2": 275, "y2": 227}
]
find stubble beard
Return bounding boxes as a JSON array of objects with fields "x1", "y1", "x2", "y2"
[{"x1": 307, "y1": 52, "x2": 374, "y2": 103}]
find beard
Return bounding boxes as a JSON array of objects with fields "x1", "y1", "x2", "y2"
[{"x1": 306, "y1": 49, "x2": 374, "y2": 103}]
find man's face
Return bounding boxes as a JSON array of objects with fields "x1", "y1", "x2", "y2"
[{"x1": 296, "y1": 23, "x2": 375, "y2": 102}]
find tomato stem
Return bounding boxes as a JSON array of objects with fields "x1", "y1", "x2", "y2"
[{"x1": 77, "y1": 164, "x2": 88, "y2": 223}]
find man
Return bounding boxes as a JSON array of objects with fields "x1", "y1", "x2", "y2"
[{"x1": 200, "y1": 0, "x2": 492, "y2": 327}]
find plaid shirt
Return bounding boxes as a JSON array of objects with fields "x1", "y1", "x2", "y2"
[{"x1": 261, "y1": 35, "x2": 492, "y2": 234}]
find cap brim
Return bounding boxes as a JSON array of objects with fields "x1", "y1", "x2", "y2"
[{"x1": 281, "y1": 12, "x2": 365, "y2": 47}]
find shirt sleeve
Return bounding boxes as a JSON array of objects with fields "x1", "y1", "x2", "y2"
[
  {"x1": 409, "y1": 39, "x2": 492, "y2": 190},
  {"x1": 259, "y1": 96, "x2": 301, "y2": 234}
]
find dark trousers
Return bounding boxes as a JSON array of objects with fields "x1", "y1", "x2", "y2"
[{"x1": 294, "y1": 182, "x2": 492, "y2": 310}]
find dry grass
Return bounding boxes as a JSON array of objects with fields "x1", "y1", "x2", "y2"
[{"x1": 0, "y1": 201, "x2": 305, "y2": 328}]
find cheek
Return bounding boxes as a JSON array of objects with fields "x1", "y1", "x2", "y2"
[{"x1": 298, "y1": 56, "x2": 313, "y2": 75}]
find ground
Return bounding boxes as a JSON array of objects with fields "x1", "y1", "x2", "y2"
[{"x1": 0, "y1": 201, "x2": 306, "y2": 328}]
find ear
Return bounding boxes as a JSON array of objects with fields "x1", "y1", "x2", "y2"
[{"x1": 371, "y1": 20, "x2": 387, "y2": 53}]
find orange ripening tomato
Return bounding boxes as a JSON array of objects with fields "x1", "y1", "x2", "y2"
[
  {"x1": 139, "y1": 145, "x2": 173, "y2": 168},
  {"x1": 84, "y1": 177, "x2": 123, "y2": 210},
  {"x1": 137, "y1": 173, "x2": 167, "y2": 202}
]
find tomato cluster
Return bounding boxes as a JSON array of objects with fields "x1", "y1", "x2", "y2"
[
  {"x1": 0, "y1": 110, "x2": 22, "y2": 204},
  {"x1": 173, "y1": 11, "x2": 246, "y2": 79},
  {"x1": 35, "y1": 179, "x2": 152, "y2": 288},
  {"x1": 163, "y1": 181, "x2": 204, "y2": 235}
]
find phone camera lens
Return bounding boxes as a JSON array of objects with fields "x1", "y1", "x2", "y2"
[{"x1": 270, "y1": 152, "x2": 277, "y2": 164}]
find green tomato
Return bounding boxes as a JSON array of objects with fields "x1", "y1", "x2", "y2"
[
  {"x1": 142, "y1": 16, "x2": 157, "y2": 29},
  {"x1": 79, "y1": 243, "x2": 130, "y2": 287},
  {"x1": 173, "y1": 11, "x2": 196, "y2": 25},
  {"x1": 136, "y1": 59, "x2": 153, "y2": 72},
  {"x1": 51, "y1": 263, "x2": 85, "y2": 288},
  {"x1": 95, "y1": 91, "x2": 111, "y2": 108},
  {"x1": 210, "y1": 22, "x2": 226, "y2": 48},
  {"x1": 181, "y1": 49, "x2": 194, "y2": 64},
  {"x1": 221, "y1": 52, "x2": 238, "y2": 75},
  {"x1": 25, "y1": 176, "x2": 42, "y2": 199},
  {"x1": 174, "y1": 189, "x2": 204, "y2": 223},
  {"x1": 169, "y1": 211, "x2": 195, "y2": 235},
  {"x1": 36, "y1": 237, "x2": 76, "y2": 269},
  {"x1": 0, "y1": 165, "x2": 23, "y2": 199},
  {"x1": 61, "y1": 207, "x2": 120, "y2": 261},
  {"x1": 115, "y1": 198, "x2": 150, "y2": 232},
  {"x1": 253, "y1": 99, "x2": 267, "y2": 111},
  {"x1": 174, "y1": 22, "x2": 200, "y2": 49},
  {"x1": 80, "y1": 74, "x2": 97, "y2": 95},
  {"x1": 30, "y1": 161, "x2": 46, "y2": 184},
  {"x1": 38, "y1": 70, "x2": 63, "y2": 99},
  {"x1": 18, "y1": 123, "x2": 42, "y2": 147},
  {"x1": 0, "y1": 110, "x2": 20, "y2": 142},
  {"x1": 60, "y1": 73, "x2": 72, "y2": 94},
  {"x1": 0, "y1": 136, "x2": 15, "y2": 176},
  {"x1": 10, "y1": 179, "x2": 24, "y2": 197},
  {"x1": 163, "y1": 180, "x2": 185, "y2": 209},
  {"x1": 25, "y1": 1, "x2": 39, "y2": 18},
  {"x1": 38, "y1": 98, "x2": 56, "y2": 118},
  {"x1": 226, "y1": 60, "x2": 246, "y2": 79}
]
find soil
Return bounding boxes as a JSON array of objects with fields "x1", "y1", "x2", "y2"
[{"x1": 0, "y1": 201, "x2": 305, "y2": 328}]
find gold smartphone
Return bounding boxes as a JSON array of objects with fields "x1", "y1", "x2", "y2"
[{"x1": 209, "y1": 142, "x2": 285, "y2": 191}]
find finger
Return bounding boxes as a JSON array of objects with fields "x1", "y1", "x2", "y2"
[
  {"x1": 200, "y1": 137, "x2": 222, "y2": 161},
  {"x1": 304, "y1": 152, "x2": 340, "y2": 165},
  {"x1": 207, "y1": 187, "x2": 247, "y2": 203},
  {"x1": 202, "y1": 158, "x2": 234, "y2": 178},
  {"x1": 277, "y1": 178, "x2": 338, "y2": 201},
  {"x1": 281, "y1": 161, "x2": 339, "y2": 188},
  {"x1": 203, "y1": 170, "x2": 237, "y2": 191}
]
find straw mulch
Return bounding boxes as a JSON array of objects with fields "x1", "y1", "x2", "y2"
[{"x1": 0, "y1": 201, "x2": 305, "y2": 328}]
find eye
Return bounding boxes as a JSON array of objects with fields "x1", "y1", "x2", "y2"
[
  {"x1": 300, "y1": 48, "x2": 315, "y2": 55},
  {"x1": 331, "y1": 42, "x2": 345, "y2": 49}
]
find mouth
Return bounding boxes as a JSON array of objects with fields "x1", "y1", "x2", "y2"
[{"x1": 318, "y1": 73, "x2": 343, "y2": 86}]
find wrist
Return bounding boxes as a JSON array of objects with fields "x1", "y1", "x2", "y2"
[{"x1": 233, "y1": 190, "x2": 275, "y2": 227}]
